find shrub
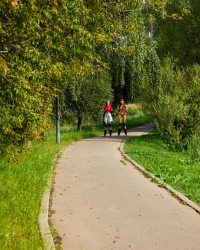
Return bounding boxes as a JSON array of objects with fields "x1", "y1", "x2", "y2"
[
  {"x1": 141, "y1": 58, "x2": 200, "y2": 157},
  {"x1": 0, "y1": 77, "x2": 53, "y2": 158},
  {"x1": 127, "y1": 104, "x2": 142, "y2": 116}
]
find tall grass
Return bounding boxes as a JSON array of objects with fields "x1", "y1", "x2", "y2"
[{"x1": 0, "y1": 108, "x2": 150, "y2": 250}]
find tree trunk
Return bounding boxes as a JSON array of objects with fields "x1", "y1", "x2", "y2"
[{"x1": 78, "y1": 116, "x2": 82, "y2": 132}]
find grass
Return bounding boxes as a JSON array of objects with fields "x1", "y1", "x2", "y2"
[
  {"x1": 124, "y1": 131, "x2": 200, "y2": 206},
  {"x1": 0, "y1": 107, "x2": 150, "y2": 250},
  {"x1": 120, "y1": 160, "x2": 127, "y2": 165}
]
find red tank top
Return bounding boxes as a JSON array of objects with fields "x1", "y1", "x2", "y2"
[{"x1": 105, "y1": 105, "x2": 112, "y2": 113}]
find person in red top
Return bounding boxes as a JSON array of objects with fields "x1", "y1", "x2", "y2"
[
  {"x1": 116, "y1": 99, "x2": 128, "y2": 136},
  {"x1": 103, "y1": 100, "x2": 114, "y2": 136}
]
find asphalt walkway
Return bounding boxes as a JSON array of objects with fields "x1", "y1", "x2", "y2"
[{"x1": 51, "y1": 124, "x2": 200, "y2": 250}]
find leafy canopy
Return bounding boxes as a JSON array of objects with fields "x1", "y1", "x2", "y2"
[{"x1": 0, "y1": 0, "x2": 177, "y2": 155}]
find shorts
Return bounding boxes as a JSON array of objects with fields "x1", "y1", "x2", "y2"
[
  {"x1": 119, "y1": 113, "x2": 126, "y2": 120},
  {"x1": 104, "y1": 113, "x2": 113, "y2": 123}
]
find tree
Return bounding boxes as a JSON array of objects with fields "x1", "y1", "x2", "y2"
[
  {"x1": 0, "y1": 0, "x2": 177, "y2": 155},
  {"x1": 152, "y1": 0, "x2": 200, "y2": 66},
  {"x1": 108, "y1": 8, "x2": 160, "y2": 104},
  {"x1": 0, "y1": 0, "x2": 139, "y2": 155},
  {"x1": 59, "y1": 71, "x2": 113, "y2": 132}
]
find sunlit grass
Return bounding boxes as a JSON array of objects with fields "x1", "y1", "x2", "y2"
[
  {"x1": 124, "y1": 131, "x2": 200, "y2": 205},
  {"x1": 0, "y1": 110, "x2": 150, "y2": 250}
]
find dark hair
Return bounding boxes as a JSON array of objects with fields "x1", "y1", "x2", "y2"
[
  {"x1": 105, "y1": 100, "x2": 112, "y2": 106},
  {"x1": 118, "y1": 99, "x2": 126, "y2": 108}
]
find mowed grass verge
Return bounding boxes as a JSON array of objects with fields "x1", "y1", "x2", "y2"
[
  {"x1": 0, "y1": 109, "x2": 150, "y2": 250},
  {"x1": 124, "y1": 131, "x2": 200, "y2": 206}
]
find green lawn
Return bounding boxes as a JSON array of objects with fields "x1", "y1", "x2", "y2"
[
  {"x1": 0, "y1": 111, "x2": 150, "y2": 250},
  {"x1": 124, "y1": 131, "x2": 200, "y2": 206}
]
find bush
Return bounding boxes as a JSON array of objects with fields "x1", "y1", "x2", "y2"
[
  {"x1": 0, "y1": 77, "x2": 53, "y2": 159},
  {"x1": 127, "y1": 104, "x2": 142, "y2": 116},
  {"x1": 141, "y1": 58, "x2": 200, "y2": 158}
]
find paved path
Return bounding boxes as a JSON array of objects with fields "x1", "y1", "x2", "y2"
[{"x1": 51, "y1": 124, "x2": 200, "y2": 250}]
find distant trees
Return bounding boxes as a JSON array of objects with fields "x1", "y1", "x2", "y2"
[
  {"x1": 108, "y1": 14, "x2": 160, "y2": 104},
  {"x1": 152, "y1": 0, "x2": 200, "y2": 66},
  {"x1": 59, "y1": 72, "x2": 113, "y2": 131}
]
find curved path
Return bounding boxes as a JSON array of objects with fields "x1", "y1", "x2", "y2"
[{"x1": 51, "y1": 124, "x2": 200, "y2": 250}]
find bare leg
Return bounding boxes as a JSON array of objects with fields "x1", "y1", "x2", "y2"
[
  {"x1": 123, "y1": 118, "x2": 127, "y2": 135},
  {"x1": 104, "y1": 122, "x2": 107, "y2": 136},
  {"x1": 118, "y1": 118, "x2": 122, "y2": 136},
  {"x1": 109, "y1": 122, "x2": 112, "y2": 136},
  {"x1": 123, "y1": 118, "x2": 126, "y2": 129}
]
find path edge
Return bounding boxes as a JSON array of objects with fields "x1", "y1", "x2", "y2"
[
  {"x1": 39, "y1": 126, "x2": 200, "y2": 250},
  {"x1": 38, "y1": 143, "x2": 76, "y2": 250},
  {"x1": 120, "y1": 140, "x2": 200, "y2": 214}
]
